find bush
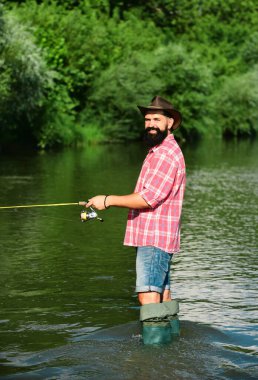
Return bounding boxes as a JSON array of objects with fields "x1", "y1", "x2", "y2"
[
  {"x1": 0, "y1": 5, "x2": 80, "y2": 148},
  {"x1": 0, "y1": 7, "x2": 51, "y2": 143},
  {"x1": 80, "y1": 52, "x2": 163, "y2": 142},
  {"x1": 10, "y1": 1, "x2": 115, "y2": 107},
  {"x1": 214, "y1": 68, "x2": 258, "y2": 137},
  {"x1": 152, "y1": 44, "x2": 215, "y2": 138},
  {"x1": 241, "y1": 32, "x2": 258, "y2": 67},
  {"x1": 82, "y1": 42, "x2": 215, "y2": 141}
]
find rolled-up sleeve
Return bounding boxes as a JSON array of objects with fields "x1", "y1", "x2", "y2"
[{"x1": 139, "y1": 152, "x2": 178, "y2": 208}]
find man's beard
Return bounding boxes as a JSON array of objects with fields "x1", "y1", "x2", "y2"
[{"x1": 143, "y1": 127, "x2": 168, "y2": 147}]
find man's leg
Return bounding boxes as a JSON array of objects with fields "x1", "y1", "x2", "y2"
[
  {"x1": 139, "y1": 289, "x2": 171, "y2": 305},
  {"x1": 137, "y1": 250, "x2": 179, "y2": 344},
  {"x1": 136, "y1": 247, "x2": 172, "y2": 305},
  {"x1": 161, "y1": 289, "x2": 172, "y2": 302},
  {"x1": 138, "y1": 291, "x2": 160, "y2": 305}
]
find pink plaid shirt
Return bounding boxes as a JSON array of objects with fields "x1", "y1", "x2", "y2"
[{"x1": 124, "y1": 134, "x2": 186, "y2": 253}]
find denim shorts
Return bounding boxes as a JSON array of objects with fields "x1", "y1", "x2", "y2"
[{"x1": 136, "y1": 246, "x2": 173, "y2": 293}]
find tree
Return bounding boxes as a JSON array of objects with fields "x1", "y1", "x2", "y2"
[{"x1": 0, "y1": 6, "x2": 51, "y2": 144}]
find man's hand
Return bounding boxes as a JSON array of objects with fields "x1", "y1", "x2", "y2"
[{"x1": 86, "y1": 195, "x2": 107, "y2": 210}]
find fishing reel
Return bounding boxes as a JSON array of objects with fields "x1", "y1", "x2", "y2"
[{"x1": 80, "y1": 206, "x2": 103, "y2": 223}]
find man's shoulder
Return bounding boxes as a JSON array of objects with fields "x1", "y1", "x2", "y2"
[
  {"x1": 159, "y1": 135, "x2": 183, "y2": 155},
  {"x1": 154, "y1": 136, "x2": 185, "y2": 166}
]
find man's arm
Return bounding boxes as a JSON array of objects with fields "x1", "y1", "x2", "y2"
[{"x1": 86, "y1": 193, "x2": 150, "y2": 210}]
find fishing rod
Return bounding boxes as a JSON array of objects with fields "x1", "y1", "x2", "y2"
[{"x1": 0, "y1": 201, "x2": 104, "y2": 222}]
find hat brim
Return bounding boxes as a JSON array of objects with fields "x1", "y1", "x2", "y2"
[{"x1": 137, "y1": 106, "x2": 182, "y2": 130}]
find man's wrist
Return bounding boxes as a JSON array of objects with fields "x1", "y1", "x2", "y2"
[{"x1": 104, "y1": 195, "x2": 110, "y2": 209}]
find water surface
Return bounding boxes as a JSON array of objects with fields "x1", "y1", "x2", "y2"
[{"x1": 0, "y1": 138, "x2": 257, "y2": 379}]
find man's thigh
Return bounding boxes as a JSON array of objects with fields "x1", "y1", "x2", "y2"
[{"x1": 136, "y1": 246, "x2": 172, "y2": 294}]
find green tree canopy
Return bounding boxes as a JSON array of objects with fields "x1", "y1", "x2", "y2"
[{"x1": 0, "y1": 0, "x2": 257, "y2": 148}]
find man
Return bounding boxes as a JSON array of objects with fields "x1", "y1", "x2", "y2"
[{"x1": 86, "y1": 96, "x2": 186, "y2": 309}]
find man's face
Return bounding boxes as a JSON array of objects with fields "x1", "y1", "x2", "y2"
[{"x1": 143, "y1": 113, "x2": 174, "y2": 147}]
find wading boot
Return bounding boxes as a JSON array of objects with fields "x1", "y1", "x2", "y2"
[
  {"x1": 163, "y1": 301, "x2": 180, "y2": 336},
  {"x1": 140, "y1": 300, "x2": 179, "y2": 345},
  {"x1": 142, "y1": 320, "x2": 172, "y2": 345}
]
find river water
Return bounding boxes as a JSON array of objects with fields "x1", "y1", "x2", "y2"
[{"x1": 0, "y1": 138, "x2": 257, "y2": 379}]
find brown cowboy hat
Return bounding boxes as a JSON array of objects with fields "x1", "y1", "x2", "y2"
[{"x1": 137, "y1": 95, "x2": 182, "y2": 130}]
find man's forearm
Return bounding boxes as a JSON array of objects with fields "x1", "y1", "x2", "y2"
[
  {"x1": 106, "y1": 193, "x2": 150, "y2": 209},
  {"x1": 86, "y1": 193, "x2": 150, "y2": 210}
]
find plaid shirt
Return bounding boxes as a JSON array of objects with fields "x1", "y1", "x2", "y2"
[{"x1": 124, "y1": 134, "x2": 186, "y2": 253}]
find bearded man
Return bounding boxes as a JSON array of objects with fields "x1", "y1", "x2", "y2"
[{"x1": 86, "y1": 96, "x2": 186, "y2": 340}]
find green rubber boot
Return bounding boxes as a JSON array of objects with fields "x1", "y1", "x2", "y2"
[
  {"x1": 169, "y1": 315, "x2": 180, "y2": 336},
  {"x1": 140, "y1": 301, "x2": 180, "y2": 345},
  {"x1": 142, "y1": 321, "x2": 172, "y2": 345},
  {"x1": 140, "y1": 300, "x2": 179, "y2": 321}
]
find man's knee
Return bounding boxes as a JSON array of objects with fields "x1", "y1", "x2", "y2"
[{"x1": 138, "y1": 291, "x2": 161, "y2": 305}]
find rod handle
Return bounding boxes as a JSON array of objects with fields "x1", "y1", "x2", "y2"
[{"x1": 78, "y1": 201, "x2": 87, "y2": 206}]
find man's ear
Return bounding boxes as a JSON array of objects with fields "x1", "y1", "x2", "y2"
[{"x1": 168, "y1": 117, "x2": 174, "y2": 130}]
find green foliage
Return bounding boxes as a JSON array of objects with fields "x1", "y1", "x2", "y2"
[
  {"x1": 78, "y1": 124, "x2": 106, "y2": 145},
  {"x1": 0, "y1": 6, "x2": 78, "y2": 148},
  {"x1": 214, "y1": 68, "x2": 258, "y2": 137},
  {"x1": 0, "y1": 7, "x2": 50, "y2": 141},
  {"x1": 11, "y1": 2, "x2": 163, "y2": 105},
  {"x1": 241, "y1": 32, "x2": 258, "y2": 67},
  {"x1": 10, "y1": 1, "x2": 114, "y2": 104},
  {"x1": 35, "y1": 84, "x2": 77, "y2": 149},
  {"x1": 80, "y1": 52, "x2": 163, "y2": 141},
  {"x1": 1, "y1": 0, "x2": 257, "y2": 148},
  {"x1": 82, "y1": 43, "x2": 215, "y2": 141},
  {"x1": 152, "y1": 44, "x2": 215, "y2": 137},
  {"x1": 112, "y1": 0, "x2": 258, "y2": 46}
]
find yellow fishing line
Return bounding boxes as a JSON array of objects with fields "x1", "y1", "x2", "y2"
[{"x1": 0, "y1": 202, "x2": 79, "y2": 209}]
